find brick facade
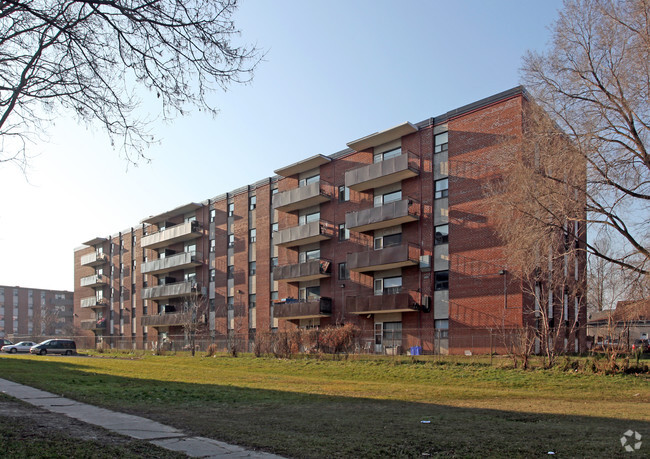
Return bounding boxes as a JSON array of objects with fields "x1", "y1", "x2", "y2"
[{"x1": 73, "y1": 87, "x2": 588, "y2": 354}]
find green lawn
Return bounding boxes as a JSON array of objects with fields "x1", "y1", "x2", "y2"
[{"x1": 0, "y1": 352, "x2": 648, "y2": 458}]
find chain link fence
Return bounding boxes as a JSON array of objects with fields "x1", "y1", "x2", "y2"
[{"x1": 6, "y1": 324, "x2": 596, "y2": 356}]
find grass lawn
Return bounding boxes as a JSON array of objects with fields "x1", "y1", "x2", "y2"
[{"x1": 0, "y1": 352, "x2": 648, "y2": 458}]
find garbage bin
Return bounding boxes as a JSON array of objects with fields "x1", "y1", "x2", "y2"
[{"x1": 410, "y1": 346, "x2": 422, "y2": 356}]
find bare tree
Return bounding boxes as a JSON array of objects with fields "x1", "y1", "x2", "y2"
[
  {"x1": 180, "y1": 288, "x2": 208, "y2": 356},
  {"x1": 520, "y1": 0, "x2": 650, "y2": 275},
  {"x1": 39, "y1": 305, "x2": 60, "y2": 336},
  {"x1": 0, "y1": 0, "x2": 261, "y2": 169}
]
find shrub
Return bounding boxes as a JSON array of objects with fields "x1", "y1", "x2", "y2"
[{"x1": 205, "y1": 343, "x2": 218, "y2": 357}]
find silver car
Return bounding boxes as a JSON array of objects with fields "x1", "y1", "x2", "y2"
[{"x1": 2, "y1": 341, "x2": 37, "y2": 353}]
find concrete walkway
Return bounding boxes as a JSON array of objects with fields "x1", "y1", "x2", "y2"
[{"x1": 0, "y1": 378, "x2": 284, "y2": 458}]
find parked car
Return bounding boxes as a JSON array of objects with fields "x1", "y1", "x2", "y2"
[
  {"x1": 1, "y1": 341, "x2": 37, "y2": 353},
  {"x1": 0, "y1": 338, "x2": 13, "y2": 347},
  {"x1": 632, "y1": 339, "x2": 650, "y2": 353},
  {"x1": 29, "y1": 339, "x2": 77, "y2": 356}
]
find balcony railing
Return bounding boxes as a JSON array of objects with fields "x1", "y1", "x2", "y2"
[
  {"x1": 273, "y1": 258, "x2": 331, "y2": 283},
  {"x1": 140, "y1": 312, "x2": 189, "y2": 327},
  {"x1": 80, "y1": 274, "x2": 107, "y2": 288},
  {"x1": 80, "y1": 319, "x2": 107, "y2": 331},
  {"x1": 345, "y1": 152, "x2": 419, "y2": 191},
  {"x1": 80, "y1": 252, "x2": 109, "y2": 267},
  {"x1": 80, "y1": 297, "x2": 108, "y2": 309},
  {"x1": 272, "y1": 180, "x2": 333, "y2": 212},
  {"x1": 141, "y1": 251, "x2": 202, "y2": 275},
  {"x1": 346, "y1": 198, "x2": 420, "y2": 232},
  {"x1": 347, "y1": 291, "x2": 419, "y2": 314},
  {"x1": 274, "y1": 220, "x2": 335, "y2": 247},
  {"x1": 347, "y1": 243, "x2": 420, "y2": 272},
  {"x1": 141, "y1": 221, "x2": 202, "y2": 249},
  {"x1": 142, "y1": 281, "x2": 199, "y2": 300},
  {"x1": 273, "y1": 297, "x2": 332, "y2": 320}
]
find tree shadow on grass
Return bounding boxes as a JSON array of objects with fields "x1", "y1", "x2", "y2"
[{"x1": 0, "y1": 357, "x2": 647, "y2": 458}]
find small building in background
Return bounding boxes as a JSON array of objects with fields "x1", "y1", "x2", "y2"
[{"x1": 0, "y1": 285, "x2": 74, "y2": 341}]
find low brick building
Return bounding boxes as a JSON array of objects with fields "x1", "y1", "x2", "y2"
[{"x1": 74, "y1": 87, "x2": 587, "y2": 354}]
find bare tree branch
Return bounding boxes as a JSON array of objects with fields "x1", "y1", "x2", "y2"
[{"x1": 0, "y1": 0, "x2": 261, "y2": 168}]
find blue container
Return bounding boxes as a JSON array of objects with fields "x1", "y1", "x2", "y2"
[{"x1": 410, "y1": 346, "x2": 422, "y2": 356}]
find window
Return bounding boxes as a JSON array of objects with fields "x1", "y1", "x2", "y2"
[
  {"x1": 374, "y1": 147, "x2": 402, "y2": 163},
  {"x1": 249, "y1": 294, "x2": 256, "y2": 308},
  {"x1": 299, "y1": 174, "x2": 320, "y2": 187},
  {"x1": 249, "y1": 228, "x2": 257, "y2": 243},
  {"x1": 434, "y1": 224, "x2": 449, "y2": 244},
  {"x1": 435, "y1": 319, "x2": 449, "y2": 338},
  {"x1": 434, "y1": 178, "x2": 448, "y2": 199},
  {"x1": 434, "y1": 270, "x2": 449, "y2": 291},
  {"x1": 300, "y1": 249, "x2": 320, "y2": 263},
  {"x1": 249, "y1": 195, "x2": 257, "y2": 210},
  {"x1": 299, "y1": 211, "x2": 320, "y2": 225},
  {"x1": 270, "y1": 291, "x2": 278, "y2": 300},
  {"x1": 210, "y1": 269, "x2": 216, "y2": 282},
  {"x1": 338, "y1": 262, "x2": 349, "y2": 280},
  {"x1": 338, "y1": 185, "x2": 350, "y2": 202},
  {"x1": 299, "y1": 286, "x2": 320, "y2": 300},
  {"x1": 271, "y1": 222, "x2": 278, "y2": 232},
  {"x1": 383, "y1": 322, "x2": 402, "y2": 348},
  {"x1": 374, "y1": 276, "x2": 402, "y2": 295},
  {"x1": 383, "y1": 276, "x2": 402, "y2": 295},
  {"x1": 210, "y1": 239, "x2": 216, "y2": 252},
  {"x1": 227, "y1": 202, "x2": 234, "y2": 217},
  {"x1": 227, "y1": 296, "x2": 234, "y2": 309},
  {"x1": 271, "y1": 257, "x2": 278, "y2": 267},
  {"x1": 434, "y1": 132, "x2": 448, "y2": 154},
  {"x1": 271, "y1": 185, "x2": 278, "y2": 195},
  {"x1": 249, "y1": 261, "x2": 256, "y2": 275},
  {"x1": 374, "y1": 189, "x2": 402, "y2": 207},
  {"x1": 210, "y1": 209, "x2": 216, "y2": 222},
  {"x1": 338, "y1": 223, "x2": 349, "y2": 241},
  {"x1": 375, "y1": 232, "x2": 401, "y2": 250},
  {"x1": 227, "y1": 265, "x2": 235, "y2": 279},
  {"x1": 228, "y1": 234, "x2": 235, "y2": 248}
]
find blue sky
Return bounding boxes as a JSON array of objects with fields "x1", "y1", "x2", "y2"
[{"x1": 0, "y1": 0, "x2": 564, "y2": 290}]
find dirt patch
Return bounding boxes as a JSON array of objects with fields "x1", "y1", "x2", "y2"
[{"x1": 0, "y1": 394, "x2": 185, "y2": 457}]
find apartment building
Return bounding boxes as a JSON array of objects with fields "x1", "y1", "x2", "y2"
[
  {"x1": 0, "y1": 285, "x2": 73, "y2": 340},
  {"x1": 74, "y1": 87, "x2": 588, "y2": 354}
]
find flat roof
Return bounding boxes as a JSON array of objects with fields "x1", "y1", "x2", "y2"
[
  {"x1": 141, "y1": 202, "x2": 202, "y2": 225},
  {"x1": 274, "y1": 154, "x2": 332, "y2": 177}
]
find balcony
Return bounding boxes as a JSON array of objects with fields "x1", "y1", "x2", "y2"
[
  {"x1": 80, "y1": 252, "x2": 109, "y2": 267},
  {"x1": 141, "y1": 221, "x2": 202, "y2": 249},
  {"x1": 274, "y1": 220, "x2": 335, "y2": 248},
  {"x1": 347, "y1": 291, "x2": 419, "y2": 314},
  {"x1": 272, "y1": 180, "x2": 333, "y2": 212},
  {"x1": 346, "y1": 198, "x2": 420, "y2": 232},
  {"x1": 273, "y1": 259, "x2": 331, "y2": 283},
  {"x1": 345, "y1": 152, "x2": 419, "y2": 191},
  {"x1": 80, "y1": 297, "x2": 108, "y2": 309},
  {"x1": 141, "y1": 251, "x2": 202, "y2": 275},
  {"x1": 80, "y1": 319, "x2": 106, "y2": 331},
  {"x1": 273, "y1": 297, "x2": 332, "y2": 320},
  {"x1": 142, "y1": 281, "x2": 199, "y2": 300},
  {"x1": 80, "y1": 274, "x2": 107, "y2": 288},
  {"x1": 347, "y1": 243, "x2": 419, "y2": 272},
  {"x1": 140, "y1": 312, "x2": 189, "y2": 328}
]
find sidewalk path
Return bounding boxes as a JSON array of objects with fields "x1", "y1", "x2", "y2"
[{"x1": 0, "y1": 378, "x2": 284, "y2": 458}]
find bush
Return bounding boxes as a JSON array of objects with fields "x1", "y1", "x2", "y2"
[{"x1": 205, "y1": 343, "x2": 218, "y2": 357}]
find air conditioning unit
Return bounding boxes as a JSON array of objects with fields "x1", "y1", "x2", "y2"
[{"x1": 419, "y1": 255, "x2": 431, "y2": 272}]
